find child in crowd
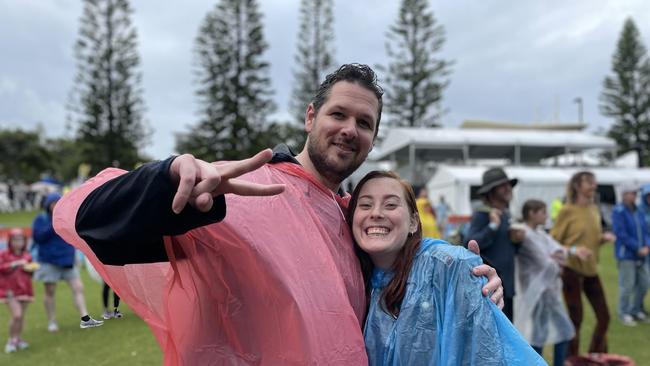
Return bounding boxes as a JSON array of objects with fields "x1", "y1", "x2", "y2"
[
  {"x1": 515, "y1": 200, "x2": 592, "y2": 366},
  {"x1": 0, "y1": 229, "x2": 38, "y2": 353},
  {"x1": 102, "y1": 282, "x2": 123, "y2": 319}
]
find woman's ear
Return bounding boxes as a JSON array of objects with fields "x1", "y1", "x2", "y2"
[{"x1": 409, "y1": 214, "x2": 419, "y2": 234}]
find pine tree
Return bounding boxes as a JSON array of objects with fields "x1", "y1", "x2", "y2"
[
  {"x1": 176, "y1": 0, "x2": 276, "y2": 161},
  {"x1": 290, "y1": 0, "x2": 335, "y2": 126},
  {"x1": 68, "y1": 0, "x2": 148, "y2": 172},
  {"x1": 600, "y1": 18, "x2": 650, "y2": 167},
  {"x1": 380, "y1": 0, "x2": 452, "y2": 127}
]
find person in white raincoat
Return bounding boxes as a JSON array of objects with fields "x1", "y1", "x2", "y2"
[{"x1": 515, "y1": 199, "x2": 591, "y2": 366}]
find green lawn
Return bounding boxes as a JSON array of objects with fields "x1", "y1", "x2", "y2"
[
  {"x1": 1, "y1": 211, "x2": 650, "y2": 365},
  {"x1": 569, "y1": 242, "x2": 650, "y2": 364},
  {"x1": 0, "y1": 211, "x2": 161, "y2": 365},
  {"x1": 0, "y1": 210, "x2": 39, "y2": 228}
]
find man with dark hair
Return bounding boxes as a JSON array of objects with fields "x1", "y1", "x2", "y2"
[
  {"x1": 53, "y1": 64, "x2": 503, "y2": 365},
  {"x1": 310, "y1": 63, "x2": 384, "y2": 131},
  {"x1": 466, "y1": 167, "x2": 523, "y2": 321}
]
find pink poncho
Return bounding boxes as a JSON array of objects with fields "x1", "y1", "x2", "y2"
[{"x1": 53, "y1": 162, "x2": 367, "y2": 365}]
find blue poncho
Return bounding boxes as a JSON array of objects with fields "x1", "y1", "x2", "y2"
[{"x1": 364, "y1": 238, "x2": 546, "y2": 365}]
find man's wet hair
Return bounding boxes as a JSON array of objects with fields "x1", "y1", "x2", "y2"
[{"x1": 310, "y1": 64, "x2": 384, "y2": 137}]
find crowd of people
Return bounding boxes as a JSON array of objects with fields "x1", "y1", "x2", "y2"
[
  {"x1": 0, "y1": 63, "x2": 646, "y2": 365},
  {"x1": 0, "y1": 180, "x2": 60, "y2": 214},
  {"x1": 0, "y1": 192, "x2": 122, "y2": 354},
  {"x1": 445, "y1": 167, "x2": 648, "y2": 366}
]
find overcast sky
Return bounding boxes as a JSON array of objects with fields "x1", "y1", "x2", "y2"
[{"x1": 2, "y1": 0, "x2": 650, "y2": 159}]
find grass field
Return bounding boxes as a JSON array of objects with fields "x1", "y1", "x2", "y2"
[
  {"x1": 0, "y1": 211, "x2": 161, "y2": 365},
  {"x1": 1, "y1": 210, "x2": 650, "y2": 365}
]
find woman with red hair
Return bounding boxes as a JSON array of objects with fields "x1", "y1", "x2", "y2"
[
  {"x1": 348, "y1": 171, "x2": 543, "y2": 365},
  {"x1": 0, "y1": 229, "x2": 37, "y2": 353}
]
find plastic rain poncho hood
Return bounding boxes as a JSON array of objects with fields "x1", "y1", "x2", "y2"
[{"x1": 53, "y1": 162, "x2": 367, "y2": 365}]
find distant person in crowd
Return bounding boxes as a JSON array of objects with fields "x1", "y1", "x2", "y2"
[
  {"x1": 436, "y1": 194, "x2": 452, "y2": 236},
  {"x1": 102, "y1": 282, "x2": 123, "y2": 320},
  {"x1": 0, "y1": 229, "x2": 37, "y2": 353},
  {"x1": 7, "y1": 183, "x2": 14, "y2": 211},
  {"x1": 639, "y1": 183, "x2": 650, "y2": 230},
  {"x1": 611, "y1": 183, "x2": 650, "y2": 326},
  {"x1": 516, "y1": 200, "x2": 592, "y2": 366},
  {"x1": 349, "y1": 171, "x2": 544, "y2": 365},
  {"x1": 550, "y1": 196, "x2": 564, "y2": 224},
  {"x1": 551, "y1": 171, "x2": 615, "y2": 356},
  {"x1": 466, "y1": 167, "x2": 524, "y2": 321},
  {"x1": 638, "y1": 183, "x2": 650, "y2": 311},
  {"x1": 32, "y1": 192, "x2": 103, "y2": 331},
  {"x1": 415, "y1": 186, "x2": 441, "y2": 239}
]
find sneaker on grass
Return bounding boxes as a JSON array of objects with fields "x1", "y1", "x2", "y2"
[
  {"x1": 113, "y1": 309, "x2": 123, "y2": 319},
  {"x1": 102, "y1": 310, "x2": 114, "y2": 320},
  {"x1": 47, "y1": 321, "x2": 59, "y2": 333},
  {"x1": 80, "y1": 316, "x2": 104, "y2": 329},
  {"x1": 634, "y1": 311, "x2": 650, "y2": 322},
  {"x1": 16, "y1": 339, "x2": 28, "y2": 350},
  {"x1": 4, "y1": 341, "x2": 16, "y2": 354},
  {"x1": 621, "y1": 314, "x2": 638, "y2": 327}
]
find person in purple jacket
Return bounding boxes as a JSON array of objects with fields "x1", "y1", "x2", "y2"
[{"x1": 32, "y1": 192, "x2": 103, "y2": 331}]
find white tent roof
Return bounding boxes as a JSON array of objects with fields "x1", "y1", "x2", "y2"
[
  {"x1": 373, "y1": 127, "x2": 616, "y2": 162},
  {"x1": 427, "y1": 165, "x2": 650, "y2": 217},
  {"x1": 430, "y1": 165, "x2": 650, "y2": 186}
]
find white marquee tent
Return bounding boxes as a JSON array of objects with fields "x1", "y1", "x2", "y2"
[{"x1": 426, "y1": 165, "x2": 650, "y2": 218}]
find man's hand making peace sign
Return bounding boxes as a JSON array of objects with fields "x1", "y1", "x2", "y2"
[{"x1": 169, "y1": 149, "x2": 286, "y2": 214}]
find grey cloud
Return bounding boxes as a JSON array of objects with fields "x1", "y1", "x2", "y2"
[{"x1": 1, "y1": 0, "x2": 650, "y2": 159}]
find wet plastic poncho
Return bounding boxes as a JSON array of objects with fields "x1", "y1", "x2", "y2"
[
  {"x1": 364, "y1": 238, "x2": 545, "y2": 366},
  {"x1": 514, "y1": 226, "x2": 575, "y2": 347},
  {"x1": 53, "y1": 162, "x2": 367, "y2": 365}
]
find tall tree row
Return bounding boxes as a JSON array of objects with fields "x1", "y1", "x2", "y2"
[
  {"x1": 290, "y1": 0, "x2": 336, "y2": 126},
  {"x1": 380, "y1": 0, "x2": 452, "y2": 127},
  {"x1": 176, "y1": 0, "x2": 278, "y2": 161},
  {"x1": 68, "y1": 0, "x2": 149, "y2": 173},
  {"x1": 600, "y1": 18, "x2": 650, "y2": 167},
  {"x1": 0, "y1": 128, "x2": 83, "y2": 183}
]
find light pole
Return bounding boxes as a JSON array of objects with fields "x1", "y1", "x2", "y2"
[{"x1": 573, "y1": 97, "x2": 583, "y2": 123}]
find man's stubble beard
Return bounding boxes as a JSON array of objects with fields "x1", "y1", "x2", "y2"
[{"x1": 306, "y1": 132, "x2": 365, "y2": 187}]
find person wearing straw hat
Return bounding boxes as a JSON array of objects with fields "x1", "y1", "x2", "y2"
[{"x1": 466, "y1": 167, "x2": 523, "y2": 321}]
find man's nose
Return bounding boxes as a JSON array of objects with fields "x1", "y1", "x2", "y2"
[{"x1": 339, "y1": 117, "x2": 358, "y2": 139}]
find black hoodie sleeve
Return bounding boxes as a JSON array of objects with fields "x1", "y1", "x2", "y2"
[{"x1": 75, "y1": 156, "x2": 227, "y2": 265}]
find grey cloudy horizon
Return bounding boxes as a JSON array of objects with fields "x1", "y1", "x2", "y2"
[{"x1": 1, "y1": 0, "x2": 649, "y2": 160}]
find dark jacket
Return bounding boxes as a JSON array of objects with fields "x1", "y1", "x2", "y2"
[
  {"x1": 33, "y1": 193, "x2": 76, "y2": 267},
  {"x1": 465, "y1": 205, "x2": 517, "y2": 298},
  {"x1": 75, "y1": 144, "x2": 300, "y2": 266},
  {"x1": 612, "y1": 203, "x2": 650, "y2": 262}
]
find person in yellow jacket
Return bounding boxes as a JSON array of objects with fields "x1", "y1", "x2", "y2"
[
  {"x1": 551, "y1": 171, "x2": 615, "y2": 357},
  {"x1": 416, "y1": 187, "x2": 442, "y2": 239},
  {"x1": 550, "y1": 196, "x2": 564, "y2": 223}
]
